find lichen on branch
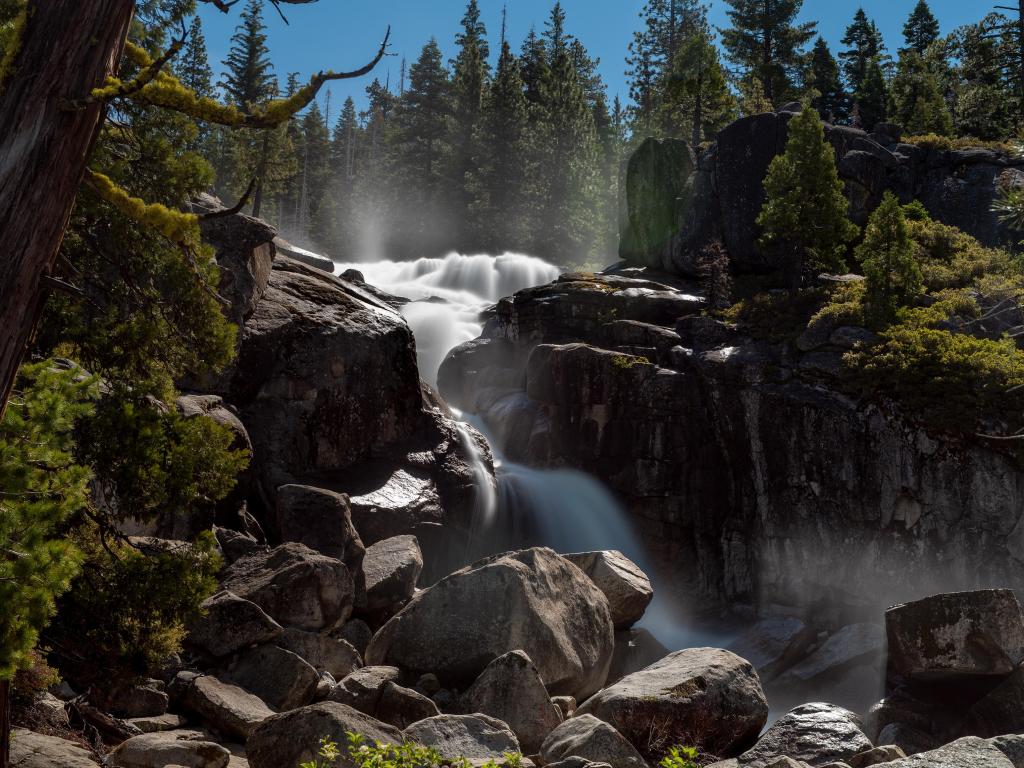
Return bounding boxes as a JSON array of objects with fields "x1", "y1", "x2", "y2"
[
  {"x1": 84, "y1": 169, "x2": 199, "y2": 246},
  {"x1": 88, "y1": 38, "x2": 185, "y2": 104}
]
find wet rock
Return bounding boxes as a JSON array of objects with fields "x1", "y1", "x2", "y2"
[
  {"x1": 362, "y1": 535, "x2": 423, "y2": 615},
  {"x1": 886, "y1": 590, "x2": 1024, "y2": 683},
  {"x1": 247, "y1": 703, "x2": 402, "y2": 768},
  {"x1": 277, "y1": 627, "x2": 362, "y2": 679},
  {"x1": 273, "y1": 237, "x2": 334, "y2": 272},
  {"x1": 186, "y1": 591, "x2": 283, "y2": 659},
  {"x1": 885, "y1": 736, "x2": 1014, "y2": 767},
  {"x1": 221, "y1": 543, "x2": 354, "y2": 631},
  {"x1": 607, "y1": 629, "x2": 669, "y2": 685},
  {"x1": 738, "y1": 703, "x2": 872, "y2": 767},
  {"x1": 347, "y1": 470, "x2": 444, "y2": 547},
  {"x1": 328, "y1": 667, "x2": 439, "y2": 729},
  {"x1": 576, "y1": 648, "x2": 768, "y2": 758},
  {"x1": 539, "y1": 715, "x2": 647, "y2": 768},
  {"x1": 403, "y1": 714, "x2": 521, "y2": 761},
  {"x1": 9, "y1": 729, "x2": 101, "y2": 768},
  {"x1": 728, "y1": 616, "x2": 816, "y2": 681},
  {"x1": 462, "y1": 650, "x2": 563, "y2": 753},
  {"x1": 563, "y1": 550, "x2": 653, "y2": 630},
  {"x1": 366, "y1": 548, "x2": 615, "y2": 699},
  {"x1": 221, "y1": 644, "x2": 319, "y2": 711},
  {"x1": 108, "y1": 732, "x2": 230, "y2": 768},
  {"x1": 273, "y1": 485, "x2": 365, "y2": 582},
  {"x1": 180, "y1": 674, "x2": 274, "y2": 741}
]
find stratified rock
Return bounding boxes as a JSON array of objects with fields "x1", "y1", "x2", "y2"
[
  {"x1": 274, "y1": 485, "x2": 365, "y2": 577},
  {"x1": 462, "y1": 650, "x2": 562, "y2": 753},
  {"x1": 180, "y1": 675, "x2": 274, "y2": 741},
  {"x1": 539, "y1": 715, "x2": 647, "y2": 768},
  {"x1": 367, "y1": 548, "x2": 614, "y2": 699},
  {"x1": 328, "y1": 667, "x2": 438, "y2": 729},
  {"x1": 362, "y1": 535, "x2": 423, "y2": 614},
  {"x1": 403, "y1": 714, "x2": 520, "y2": 761},
  {"x1": 738, "y1": 703, "x2": 872, "y2": 767},
  {"x1": 886, "y1": 590, "x2": 1024, "y2": 683},
  {"x1": 221, "y1": 644, "x2": 319, "y2": 711},
  {"x1": 576, "y1": 648, "x2": 768, "y2": 758},
  {"x1": 247, "y1": 703, "x2": 401, "y2": 768},
  {"x1": 607, "y1": 629, "x2": 669, "y2": 686},
  {"x1": 9, "y1": 729, "x2": 101, "y2": 768},
  {"x1": 187, "y1": 591, "x2": 283, "y2": 659},
  {"x1": 728, "y1": 617, "x2": 816, "y2": 681},
  {"x1": 221, "y1": 543, "x2": 354, "y2": 631},
  {"x1": 563, "y1": 551, "x2": 653, "y2": 630},
  {"x1": 885, "y1": 736, "x2": 1014, "y2": 767},
  {"x1": 278, "y1": 627, "x2": 362, "y2": 679},
  {"x1": 108, "y1": 732, "x2": 230, "y2": 768},
  {"x1": 231, "y1": 257, "x2": 423, "y2": 499}
]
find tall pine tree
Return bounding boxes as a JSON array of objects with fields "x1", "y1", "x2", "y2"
[
  {"x1": 808, "y1": 37, "x2": 850, "y2": 123},
  {"x1": 903, "y1": 0, "x2": 940, "y2": 55},
  {"x1": 892, "y1": 50, "x2": 952, "y2": 135},
  {"x1": 856, "y1": 56, "x2": 890, "y2": 130},
  {"x1": 664, "y1": 29, "x2": 736, "y2": 146},
  {"x1": 839, "y1": 9, "x2": 887, "y2": 93}
]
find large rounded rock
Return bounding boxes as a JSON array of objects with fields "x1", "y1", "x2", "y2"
[
  {"x1": 737, "y1": 703, "x2": 872, "y2": 767},
  {"x1": 576, "y1": 648, "x2": 768, "y2": 758},
  {"x1": 221, "y1": 644, "x2": 320, "y2": 711},
  {"x1": 362, "y1": 535, "x2": 423, "y2": 615},
  {"x1": 403, "y1": 714, "x2": 520, "y2": 761},
  {"x1": 221, "y1": 542, "x2": 354, "y2": 631},
  {"x1": 886, "y1": 590, "x2": 1024, "y2": 683},
  {"x1": 278, "y1": 627, "x2": 362, "y2": 679},
  {"x1": 540, "y1": 714, "x2": 647, "y2": 768},
  {"x1": 9, "y1": 729, "x2": 101, "y2": 768},
  {"x1": 885, "y1": 736, "x2": 1013, "y2": 767},
  {"x1": 180, "y1": 674, "x2": 274, "y2": 741},
  {"x1": 563, "y1": 551, "x2": 653, "y2": 630},
  {"x1": 462, "y1": 650, "x2": 563, "y2": 753},
  {"x1": 366, "y1": 548, "x2": 615, "y2": 699},
  {"x1": 274, "y1": 485, "x2": 365, "y2": 576},
  {"x1": 186, "y1": 590, "x2": 283, "y2": 659},
  {"x1": 108, "y1": 732, "x2": 230, "y2": 768},
  {"x1": 247, "y1": 702, "x2": 402, "y2": 768}
]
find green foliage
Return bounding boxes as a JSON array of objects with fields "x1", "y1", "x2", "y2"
[
  {"x1": 854, "y1": 56, "x2": 890, "y2": 131},
  {"x1": 808, "y1": 37, "x2": 850, "y2": 123},
  {"x1": 220, "y1": 0, "x2": 277, "y2": 108},
  {"x1": 901, "y1": 133, "x2": 1015, "y2": 153},
  {"x1": 993, "y1": 184, "x2": 1024, "y2": 233},
  {"x1": 903, "y1": 0, "x2": 941, "y2": 55},
  {"x1": 48, "y1": 530, "x2": 221, "y2": 692},
  {"x1": 840, "y1": 9, "x2": 888, "y2": 95},
  {"x1": 0, "y1": 362, "x2": 94, "y2": 681},
  {"x1": 891, "y1": 50, "x2": 952, "y2": 136},
  {"x1": 858, "y1": 192, "x2": 923, "y2": 323},
  {"x1": 659, "y1": 745, "x2": 699, "y2": 768},
  {"x1": 663, "y1": 29, "x2": 737, "y2": 146},
  {"x1": 724, "y1": 286, "x2": 829, "y2": 341},
  {"x1": 953, "y1": 15, "x2": 1016, "y2": 141},
  {"x1": 806, "y1": 280, "x2": 867, "y2": 335},
  {"x1": 757, "y1": 105, "x2": 859, "y2": 279},
  {"x1": 335, "y1": 733, "x2": 524, "y2": 768},
  {"x1": 906, "y1": 216, "x2": 1017, "y2": 291}
]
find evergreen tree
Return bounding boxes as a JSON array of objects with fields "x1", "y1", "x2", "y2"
[
  {"x1": 757, "y1": 104, "x2": 858, "y2": 281},
  {"x1": 219, "y1": 0, "x2": 276, "y2": 108},
  {"x1": 953, "y1": 15, "x2": 1015, "y2": 140},
  {"x1": 664, "y1": 29, "x2": 736, "y2": 146},
  {"x1": 321, "y1": 97, "x2": 361, "y2": 257},
  {"x1": 299, "y1": 102, "x2": 331, "y2": 244},
  {"x1": 520, "y1": 27, "x2": 549, "y2": 106},
  {"x1": 903, "y1": 0, "x2": 940, "y2": 55},
  {"x1": 855, "y1": 56, "x2": 890, "y2": 130},
  {"x1": 808, "y1": 37, "x2": 850, "y2": 123},
  {"x1": 858, "y1": 191, "x2": 922, "y2": 322},
  {"x1": 840, "y1": 9, "x2": 887, "y2": 93},
  {"x1": 719, "y1": 0, "x2": 817, "y2": 107},
  {"x1": 738, "y1": 72, "x2": 774, "y2": 116},
  {"x1": 892, "y1": 50, "x2": 953, "y2": 135},
  {"x1": 175, "y1": 16, "x2": 214, "y2": 99}
]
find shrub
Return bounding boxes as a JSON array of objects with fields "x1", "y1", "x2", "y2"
[
  {"x1": 725, "y1": 287, "x2": 830, "y2": 342},
  {"x1": 697, "y1": 240, "x2": 732, "y2": 311},
  {"x1": 318, "y1": 733, "x2": 523, "y2": 768},
  {"x1": 806, "y1": 281, "x2": 867, "y2": 334},
  {"x1": 902, "y1": 133, "x2": 1015, "y2": 154},
  {"x1": 906, "y1": 218, "x2": 1016, "y2": 291},
  {"x1": 659, "y1": 745, "x2": 699, "y2": 768}
]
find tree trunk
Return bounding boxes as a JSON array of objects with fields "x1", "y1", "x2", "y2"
[
  {"x1": 0, "y1": 680, "x2": 9, "y2": 768},
  {"x1": 0, "y1": 0, "x2": 135, "y2": 420}
]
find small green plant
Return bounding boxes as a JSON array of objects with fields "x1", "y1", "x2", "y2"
[
  {"x1": 300, "y1": 737, "x2": 343, "y2": 768},
  {"x1": 611, "y1": 355, "x2": 652, "y2": 370},
  {"x1": 336, "y1": 733, "x2": 523, "y2": 768},
  {"x1": 659, "y1": 745, "x2": 699, "y2": 768}
]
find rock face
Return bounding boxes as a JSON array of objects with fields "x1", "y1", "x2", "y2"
[
  {"x1": 366, "y1": 547, "x2": 615, "y2": 699},
  {"x1": 539, "y1": 715, "x2": 647, "y2": 768},
  {"x1": 221, "y1": 543, "x2": 354, "y2": 631},
  {"x1": 563, "y1": 551, "x2": 653, "y2": 630},
  {"x1": 247, "y1": 703, "x2": 402, "y2": 768},
  {"x1": 607, "y1": 629, "x2": 669, "y2": 685},
  {"x1": 576, "y1": 648, "x2": 768, "y2": 758},
  {"x1": 462, "y1": 650, "x2": 563, "y2": 753},
  {"x1": 737, "y1": 703, "x2": 872, "y2": 767},
  {"x1": 187, "y1": 590, "x2": 283, "y2": 659},
  {"x1": 403, "y1": 714, "x2": 521, "y2": 760}
]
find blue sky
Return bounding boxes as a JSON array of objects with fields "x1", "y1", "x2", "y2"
[{"x1": 196, "y1": 1, "x2": 988, "y2": 119}]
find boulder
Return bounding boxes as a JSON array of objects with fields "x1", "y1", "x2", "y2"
[
  {"x1": 108, "y1": 732, "x2": 230, "y2": 768},
  {"x1": 9, "y1": 729, "x2": 101, "y2": 768},
  {"x1": 187, "y1": 591, "x2": 283, "y2": 659},
  {"x1": 885, "y1": 590, "x2": 1024, "y2": 683},
  {"x1": 214, "y1": 527, "x2": 262, "y2": 564},
  {"x1": 967, "y1": 662, "x2": 1024, "y2": 737},
  {"x1": 539, "y1": 715, "x2": 647, "y2": 768},
  {"x1": 180, "y1": 674, "x2": 274, "y2": 741},
  {"x1": 220, "y1": 543, "x2": 354, "y2": 631},
  {"x1": 274, "y1": 485, "x2": 365, "y2": 579},
  {"x1": 105, "y1": 682, "x2": 169, "y2": 719},
  {"x1": 362, "y1": 535, "x2": 423, "y2": 614},
  {"x1": 403, "y1": 714, "x2": 521, "y2": 761},
  {"x1": 336, "y1": 619, "x2": 373, "y2": 655},
  {"x1": 607, "y1": 629, "x2": 669, "y2": 685},
  {"x1": 885, "y1": 736, "x2": 1014, "y2": 768},
  {"x1": 328, "y1": 667, "x2": 438, "y2": 729},
  {"x1": 347, "y1": 470, "x2": 444, "y2": 547},
  {"x1": 273, "y1": 237, "x2": 334, "y2": 272},
  {"x1": 562, "y1": 551, "x2": 653, "y2": 630},
  {"x1": 462, "y1": 650, "x2": 563, "y2": 754},
  {"x1": 278, "y1": 627, "x2": 362, "y2": 679},
  {"x1": 366, "y1": 548, "x2": 615, "y2": 699},
  {"x1": 990, "y1": 735, "x2": 1024, "y2": 768},
  {"x1": 738, "y1": 703, "x2": 872, "y2": 767},
  {"x1": 247, "y1": 703, "x2": 402, "y2": 768},
  {"x1": 728, "y1": 617, "x2": 816, "y2": 681},
  {"x1": 876, "y1": 723, "x2": 940, "y2": 756},
  {"x1": 127, "y1": 713, "x2": 190, "y2": 734},
  {"x1": 776, "y1": 624, "x2": 884, "y2": 687},
  {"x1": 576, "y1": 648, "x2": 768, "y2": 758},
  {"x1": 847, "y1": 746, "x2": 906, "y2": 768},
  {"x1": 222, "y1": 644, "x2": 320, "y2": 711}
]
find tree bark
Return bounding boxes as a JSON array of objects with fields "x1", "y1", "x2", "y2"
[
  {"x1": 0, "y1": 0, "x2": 135, "y2": 421},
  {"x1": 0, "y1": 680, "x2": 9, "y2": 768}
]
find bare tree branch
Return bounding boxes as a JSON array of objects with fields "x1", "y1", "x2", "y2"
[{"x1": 198, "y1": 177, "x2": 258, "y2": 220}]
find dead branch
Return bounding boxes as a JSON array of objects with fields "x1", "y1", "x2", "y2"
[{"x1": 198, "y1": 177, "x2": 258, "y2": 220}]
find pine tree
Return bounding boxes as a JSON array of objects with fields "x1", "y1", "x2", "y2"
[
  {"x1": 663, "y1": 29, "x2": 736, "y2": 146},
  {"x1": 953, "y1": 15, "x2": 1015, "y2": 140},
  {"x1": 719, "y1": 0, "x2": 817, "y2": 107},
  {"x1": 757, "y1": 104, "x2": 858, "y2": 281},
  {"x1": 903, "y1": 0, "x2": 940, "y2": 55},
  {"x1": 892, "y1": 50, "x2": 952, "y2": 135},
  {"x1": 839, "y1": 9, "x2": 887, "y2": 93},
  {"x1": 855, "y1": 56, "x2": 890, "y2": 130},
  {"x1": 738, "y1": 73, "x2": 774, "y2": 116},
  {"x1": 858, "y1": 191, "x2": 922, "y2": 322},
  {"x1": 321, "y1": 97, "x2": 360, "y2": 257},
  {"x1": 219, "y1": 0, "x2": 276, "y2": 108},
  {"x1": 520, "y1": 27, "x2": 549, "y2": 106},
  {"x1": 299, "y1": 102, "x2": 331, "y2": 244},
  {"x1": 175, "y1": 17, "x2": 214, "y2": 99},
  {"x1": 808, "y1": 37, "x2": 850, "y2": 123}
]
